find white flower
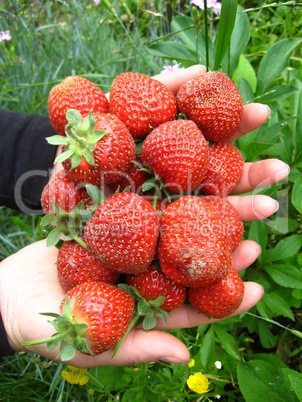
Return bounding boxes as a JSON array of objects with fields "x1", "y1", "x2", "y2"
[
  {"x1": 161, "y1": 60, "x2": 184, "y2": 73},
  {"x1": 216, "y1": 395, "x2": 221, "y2": 400},
  {"x1": 190, "y1": 0, "x2": 222, "y2": 15},
  {"x1": 215, "y1": 361, "x2": 222, "y2": 369},
  {"x1": 0, "y1": 30, "x2": 12, "y2": 42}
]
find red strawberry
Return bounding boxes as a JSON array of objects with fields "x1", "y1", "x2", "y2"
[
  {"x1": 188, "y1": 268, "x2": 245, "y2": 319},
  {"x1": 176, "y1": 71, "x2": 243, "y2": 142},
  {"x1": 140, "y1": 120, "x2": 209, "y2": 193},
  {"x1": 57, "y1": 240, "x2": 120, "y2": 292},
  {"x1": 48, "y1": 76, "x2": 108, "y2": 135},
  {"x1": 158, "y1": 195, "x2": 232, "y2": 288},
  {"x1": 49, "y1": 111, "x2": 136, "y2": 187},
  {"x1": 84, "y1": 192, "x2": 159, "y2": 274},
  {"x1": 23, "y1": 281, "x2": 135, "y2": 360},
  {"x1": 108, "y1": 155, "x2": 151, "y2": 194},
  {"x1": 109, "y1": 72, "x2": 177, "y2": 139},
  {"x1": 126, "y1": 265, "x2": 187, "y2": 312},
  {"x1": 200, "y1": 142, "x2": 244, "y2": 196},
  {"x1": 41, "y1": 170, "x2": 91, "y2": 214},
  {"x1": 202, "y1": 195, "x2": 244, "y2": 251}
]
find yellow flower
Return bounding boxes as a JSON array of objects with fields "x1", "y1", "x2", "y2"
[
  {"x1": 61, "y1": 365, "x2": 89, "y2": 386},
  {"x1": 188, "y1": 358, "x2": 196, "y2": 368},
  {"x1": 187, "y1": 372, "x2": 209, "y2": 394}
]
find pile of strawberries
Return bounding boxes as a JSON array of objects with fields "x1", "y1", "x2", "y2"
[{"x1": 28, "y1": 71, "x2": 247, "y2": 360}]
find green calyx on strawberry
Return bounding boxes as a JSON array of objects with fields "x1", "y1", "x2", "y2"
[
  {"x1": 47, "y1": 109, "x2": 108, "y2": 169},
  {"x1": 40, "y1": 174, "x2": 105, "y2": 248},
  {"x1": 118, "y1": 283, "x2": 170, "y2": 330},
  {"x1": 40, "y1": 199, "x2": 91, "y2": 248}
]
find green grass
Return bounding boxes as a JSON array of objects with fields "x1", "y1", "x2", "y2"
[{"x1": 0, "y1": 0, "x2": 301, "y2": 401}]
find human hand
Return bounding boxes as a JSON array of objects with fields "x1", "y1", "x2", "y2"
[{"x1": 0, "y1": 66, "x2": 289, "y2": 367}]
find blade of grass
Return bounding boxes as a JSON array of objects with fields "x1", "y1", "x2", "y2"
[{"x1": 214, "y1": 0, "x2": 238, "y2": 71}]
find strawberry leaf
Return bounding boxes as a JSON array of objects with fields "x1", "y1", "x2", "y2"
[
  {"x1": 70, "y1": 152, "x2": 83, "y2": 169},
  {"x1": 142, "y1": 315, "x2": 157, "y2": 331},
  {"x1": 66, "y1": 109, "x2": 82, "y2": 125},
  {"x1": 137, "y1": 299, "x2": 151, "y2": 316},
  {"x1": 58, "y1": 339, "x2": 76, "y2": 361},
  {"x1": 82, "y1": 150, "x2": 95, "y2": 166},
  {"x1": 142, "y1": 178, "x2": 157, "y2": 192},
  {"x1": 46, "y1": 227, "x2": 63, "y2": 247},
  {"x1": 46, "y1": 135, "x2": 69, "y2": 146},
  {"x1": 54, "y1": 149, "x2": 74, "y2": 164},
  {"x1": 40, "y1": 214, "x2": 56, "y2": 227},
  {"x1": 89, "y1": 130, "x2": 108, "y2": 144},
  {"x1": 149, "y1": 296, "x2": 165, "y2": 308},
  {"x1": 86, "y1": 184, "x2": 106, "y2": 205},
  {"x1": 46, "y1": 337, "x2": 62, "y2": 351},
  {"x1": 80, "y1": 114, "x2": 91, "y2": 133}
]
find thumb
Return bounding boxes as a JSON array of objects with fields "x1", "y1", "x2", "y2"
[{"x1": 152, "y1": 64, "x2": 206, "y2": 94}]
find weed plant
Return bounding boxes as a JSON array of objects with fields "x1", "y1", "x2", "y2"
[{"x1": 0, "y1": 1, "x2": 301, "y2": 401}]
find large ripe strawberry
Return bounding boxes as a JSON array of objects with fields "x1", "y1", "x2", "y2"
[
  {"x1": 176, "y1": 71, "x2": 243, "y2": 142},
  {"x1": 188, "y1": 268, "x2": 245, "y2": 319},
  {"x1": 109, "y1": 72, "x2": 177, "y2": 139},
  {"x1": 57, "y1": 240, "x2": 120, "y2": 292},
  {"x1": 158, "y1": 195, "x2": 232, "y2": 288},
  {"x1": 200, "y1": 142, "x2": 244, "y2": 196},
  {"x1": 140, "y1": 120, "x2": 209, "y2": 193},
  {"x1": 41, "y1": 170, "x2": 91, "y2": 215},
  {"x1": 49, "y1": 111, "x2": 136, "y2": 187},
  {"x1": 84, "y1": 192, "x2": 159, "y2": 274},
  {"x1": 202, "y1": 195, "x2": 244, "y2": 252},
  {"x1": 23, "y1": 281, "x2": 135, "y2": 360},
  {"x1": 48, "y1": 75, "x2": 109, "y2": 135},
  {"x1": 126, "y1": 265, "x2": 187, "y2": 312}
]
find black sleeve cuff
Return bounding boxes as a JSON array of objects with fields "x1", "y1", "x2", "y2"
[
  {"x1": 0, "y1": 313, "x2": 14, "y2": 358},
  {"x1": 0, "y1": 110, "x2": 57, "y2": 214}
]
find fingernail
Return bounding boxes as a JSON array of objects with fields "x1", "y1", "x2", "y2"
[
  {"x1": 187, "y1": 64, "x2": 206, "y2": 75},
  {"x1": 260, "y1": 285, "x2": 265, "y2": 297},
  {"x1": 275, "y1": 161, "x2": 290, "y2": 182},
  {"x1": 256, "y1": 244, "x2": 262, "y2": 257},
  {"x1": 265, "y1": 105, "x2": 271, "y2": 119},
  {"x1": 274, "y1": 201, "x2": 280, "y2": 213}
]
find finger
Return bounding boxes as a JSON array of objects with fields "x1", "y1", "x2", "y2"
[
  {"x1": 228, "y1": 103, "x2": 270, "y2": 142},
  {"x1": 232, "y1": 240, "x2": 262, "y2": 271},
  {"x1": 232, "y1": 159, "x2": 290, "y2": 194},
  {"x1": 52, "y1": 329, "x2": 190, "y2": 368},
  {"x1": 157, "y1": 282, "x2": 264, "y2": 330},
  {"x1": 227, "y1": 194, "x2": 279, "y2": 221},
  {"x1": 153, "y1": 64, "x2": 206, "y2": 95}
]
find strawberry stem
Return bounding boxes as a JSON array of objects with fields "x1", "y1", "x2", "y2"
[
  {"x1": 22, "y1": 328, "x2": 73, "y2": 347},
  {"x1": 111, "y1": 314, "x2": 139, "y2": 358},
  {"x1": 68, "y1": 226, "x2": 87, "y2": 249}
]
